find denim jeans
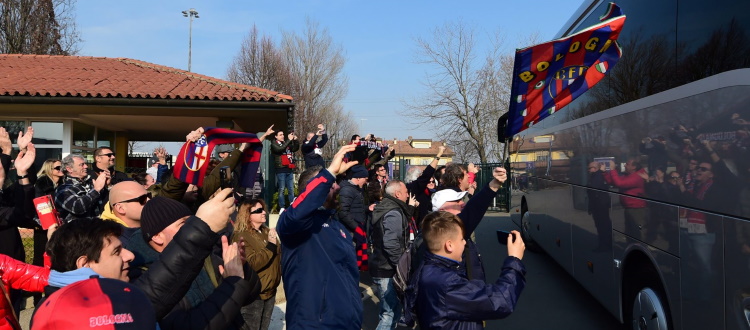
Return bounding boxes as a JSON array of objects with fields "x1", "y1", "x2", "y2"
[
  {"x1": 240, "y1": 296, "x2": 275, "y2": 330},
  {"x1": 276, "y1": 172, "x2": 295, "y2": 208},
  {"x1": 373, "y1": 277, "x2": 401, "y2": 330}
]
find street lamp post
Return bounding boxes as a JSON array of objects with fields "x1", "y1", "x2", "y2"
[{"x1": 181, "y1": 8, "x2": 199, "y2": 72}]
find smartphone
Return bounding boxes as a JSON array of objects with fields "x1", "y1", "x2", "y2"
[
  {"x1": 496, "y1": 230, "x2": 516, "y2": 245},
  {"x1": 219, "y1": 166, "x2": 231, "y2": 189}
]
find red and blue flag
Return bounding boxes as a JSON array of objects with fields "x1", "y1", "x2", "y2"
[
  {"x1": 505, "y1": 2, "x2": 626, "y2": 137},
  {"x1": 174, "y1": 127, "x2": 263, "y2": 187}
]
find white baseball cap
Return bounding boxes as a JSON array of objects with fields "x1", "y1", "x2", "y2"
[{"x1": 431, "y1": 189, "x2": 468, "y2": 211}]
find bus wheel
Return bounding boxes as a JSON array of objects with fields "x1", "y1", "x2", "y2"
[
  {"x1": 631, "y1": 287, "x2": 669, "y2": 330},
  {"x1": 520, "y1": 208, "x2": 541, "y2": 253}
]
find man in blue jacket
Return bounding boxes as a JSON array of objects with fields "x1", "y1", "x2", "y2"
[
  {"x1": 414, "y1": 211, "x2": 526, "y2": 329},
  {"x1": 277, "y1": 144, "x2": 361, "y2": 329}
]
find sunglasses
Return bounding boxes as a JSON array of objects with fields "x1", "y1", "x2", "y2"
[
  {"x1": 698, "y1": 167, "x2": 711, "y2": 172},
  {"x1": 113, "y1": 192, "x2": 152, "y2": 206},
  {"x1": 53, "y1": 166, "x2": 62, "y2": 171},
  {"x1": 99, "y1": 152, "x2": 115, "y2": 158},
  {"x1": 249, "y1": 208, "x2": 265, "y2": 214},
  {"x1": 670, "y1": 176, "x2": 681, "y2": 180}
]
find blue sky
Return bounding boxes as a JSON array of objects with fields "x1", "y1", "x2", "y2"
[{"x1": 75, "y1": 0, "x2": 580, "y2": 149}]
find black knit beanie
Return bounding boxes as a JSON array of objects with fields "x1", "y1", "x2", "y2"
[{"x1": 141, "y1": 196, "x2": 192, "y2": 243}]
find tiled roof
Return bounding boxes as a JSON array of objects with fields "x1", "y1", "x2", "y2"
[
  {"x1": 0, "y1": 54, "x2": 292, "y2": 102},
  {"x1": 390, "y1": 139, "x2": 455, "y2": 157}
]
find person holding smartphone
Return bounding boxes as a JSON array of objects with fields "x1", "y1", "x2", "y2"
[{"x1": 411, "y1": 211, "x2": 525, "y2": 329}]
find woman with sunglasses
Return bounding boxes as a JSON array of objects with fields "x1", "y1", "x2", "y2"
[
  {"x1": 31, "y1": 159, "x2": 64, "y2": 278},
  {"x1": 231, "y1": 199, "x2": 281, "y2": 330},
  {"x1": 35, "y1": 159, "x2": 64, "y2": 198}
]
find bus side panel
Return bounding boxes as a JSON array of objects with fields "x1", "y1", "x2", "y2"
[
  {"x1": 678, "y1": 207, "x2": 725, "y2": 330},
  {"x1": 723, "y1": 216, "x2": 750, "y2": 330},
  {"x1": 569, "y1": 185, "x2": 619, "y2": 318},
  {"x1": 526, "y1": 179, "x2": 573, "y2": 275}
]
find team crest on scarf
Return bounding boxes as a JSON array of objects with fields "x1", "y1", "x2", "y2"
[{"x1": 186, "y1": 135, "x2": 209, "y2": 171}]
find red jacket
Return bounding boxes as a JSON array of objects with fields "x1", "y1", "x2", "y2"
[
  {"x1": 0, "y1": 254, "x2": 50, "y2": 330},
  {"x1": 604, "y1": 169, "x2": 648, "y2": 209}
]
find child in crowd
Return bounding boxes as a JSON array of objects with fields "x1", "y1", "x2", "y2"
[{"x1": 412, "y1": 211, "x2": 526, "y2": 329}]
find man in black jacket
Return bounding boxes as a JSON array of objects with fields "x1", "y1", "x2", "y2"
[
  {"x1": 270, "y1": 130, "x2": 300, "y2": 210},
  {"x1": 301, "y1": 124, "x2": 328, "y2": 169},
  {"x1": 133, "y1": 196, "x2": 260, "y2": 329},
  {"x1": 88, "y1": 146, "x2": 131, "y2": 204},
  {"x1": 37, "y1": 188, "x2": 239, "y2": 322},
  {"x1": 338, "y1": 165, "x2": 368, "y2": 234}
]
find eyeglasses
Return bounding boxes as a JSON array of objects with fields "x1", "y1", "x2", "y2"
[
  {"x1": 99, "y1": 152, "x2": 115, "y2": 158},
  {"x1": 698, "y1": 166, "x2": 711, "y2": 172},
  {"x1": 249, "y1": 208, "x2": 265, "y2": 214},
  {"x1": 53, "y1": 166, "x2": 62, "y2": 171},
  {"x1": 113, "y1": 192, "x2": 152, "y2": 206}
]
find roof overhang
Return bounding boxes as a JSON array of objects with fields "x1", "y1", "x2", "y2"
[{"x1": 0, "y1": 96, "x2": 294, "y2": 141}]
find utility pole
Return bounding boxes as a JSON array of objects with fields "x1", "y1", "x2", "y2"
[{"x1": 181, "y1": 8, "x2": 199, "y2": 72}]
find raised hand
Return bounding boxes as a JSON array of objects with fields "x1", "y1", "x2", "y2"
[
  {"x1": 260, "y1": 125, "x2": 275, "y2": 142},
  {"x1": 14, "y1": 143, "x2": 36, "y2": 177},
  {"x1": 195, "y1": 188, "x2": 235, "y2": 233},
  {"x1": 268, "y1": 228, "x2": 278, "y2": 244},
  {"x1": 468, "y1": 163, "x2": 479, "y2": 174},
  {"x1": 437, "y1": 145, "x2": 446, "y2": 157},
  {"x1": 218, "y1": 236, "x2": 244, "y2": 278},
  {"x1": 0, "y1": 127, "x2": 11, "y2": 156},
  {"x1": 186, "y1": 127, "x2": 205, "y2": 142},
  {"x1": 326, "y1": 144, "x2": 358, "y2": 176},
  {"x1": 0, "y1": 158, "x2": 5, "y2": 188},
  {"x1": 17, "y1": 126, "x2": 33, "y2": 151},
  {"x1": 408, "y1": 193, "x2": 419, "y2": 207},
  {"x1": 155, "y1": 147, "x2": 167, "y2": 159},
  {"x1": 93, "y1": 169, "x2": 109, "y2": 192}
]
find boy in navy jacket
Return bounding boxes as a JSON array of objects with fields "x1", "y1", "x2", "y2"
[{"x1": 412, "y1": 211, "x2": 526, "y2": 330}]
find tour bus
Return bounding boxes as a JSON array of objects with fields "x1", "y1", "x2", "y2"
[{"x1": 508, "y1": 1, "x2": 750, "y2": 329}]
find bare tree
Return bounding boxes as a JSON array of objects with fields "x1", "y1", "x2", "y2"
[
  {"x1": 280, "y1": 18, "x2": 349, "y2": 149},
  {"x1": 405, "y1": 21, "x2": 525, "y2": 163},
  {"x1": 226, "y1": 25, "x2": 297, "y2": 95},
  {"x1": 0, "y1": 0, "x2": 80, "y2": 55},
  {"x1": 227, "y1": 19, "x2": 351, "y2": 161}
]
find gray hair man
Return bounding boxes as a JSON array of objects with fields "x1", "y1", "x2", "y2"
[{"x1": 55, "y1": 153, "x2": 108, "y2": 222}]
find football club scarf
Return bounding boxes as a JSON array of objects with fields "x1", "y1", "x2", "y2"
[
  {"x1": 174, "y1": 127, "x2": 263, "y2": 187},
  {"x1": 505, "y1": 2, "x2": 626, "y2": 137}
]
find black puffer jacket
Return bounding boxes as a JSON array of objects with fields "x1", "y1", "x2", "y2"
[
  {"x1": 132, "y1": 216, "x2": 228, "y2": 320},
  {"x1": 338, "y1": 180, "x2": 366, "y2": 233},
  {"x1": 127, "y1": 216, "x2": 261, "y2": 329}
]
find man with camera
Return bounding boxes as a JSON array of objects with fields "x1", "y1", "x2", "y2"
[{"x1": 271, "y1": 130, "x2": 299, "y2": 210}]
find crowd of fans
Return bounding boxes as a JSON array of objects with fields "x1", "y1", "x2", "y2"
[{"x1": 0, "y1": 123, "x2": 526, "y2": 330}]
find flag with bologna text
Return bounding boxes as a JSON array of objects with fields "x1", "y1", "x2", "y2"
[
  {"x1": 174, "y1": 127, "x2": 263, "y2": 187},
  {"x1": 505, "y1": 3, "x2": 626, "y2": 137}
]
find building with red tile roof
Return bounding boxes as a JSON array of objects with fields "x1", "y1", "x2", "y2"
[
  {"x1": 388, "y1": 136, "x2": 454, "y2": 166},
  {"x1": 0, "y1": 54, "x2": 294, "y2": 170}
]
